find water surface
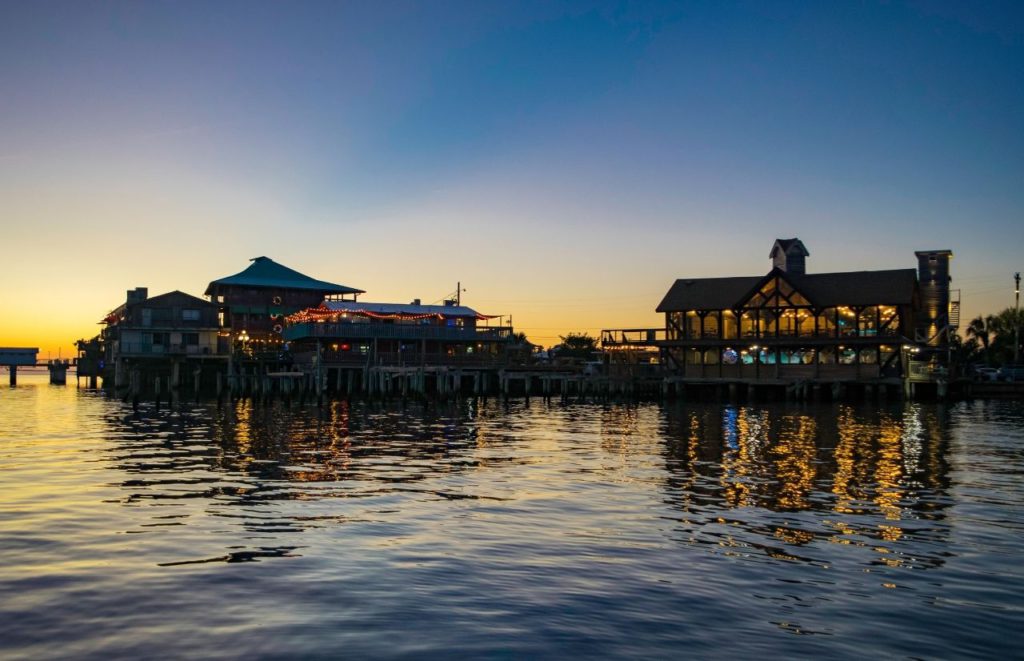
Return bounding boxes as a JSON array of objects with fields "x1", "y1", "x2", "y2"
[{"x1": 2, "y1": 374, "x2": 1023, "y2": 658}]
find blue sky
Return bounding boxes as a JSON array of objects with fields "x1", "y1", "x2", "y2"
[{"x1": 1, "y1": 1, "x2": 1022, "y2": 351}]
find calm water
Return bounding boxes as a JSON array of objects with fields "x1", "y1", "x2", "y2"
[{"x1": 2, "y1": 373, "x2": 1023, "y2": 659}]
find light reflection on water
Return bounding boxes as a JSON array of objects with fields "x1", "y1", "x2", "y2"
[{"x1": 1, "y1": 374, "x2": 1023, "y2": 658}]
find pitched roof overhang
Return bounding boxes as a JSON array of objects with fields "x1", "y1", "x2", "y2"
[{"x1": 205, "y1": 256, "x2": 364, "y2": 296}]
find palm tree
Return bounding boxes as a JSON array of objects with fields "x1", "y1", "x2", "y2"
[{"x1": 966, "y1": 315, "x2": 991, "y2": 365}]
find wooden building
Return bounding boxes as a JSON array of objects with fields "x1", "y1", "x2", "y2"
[
  {"x1": 279, "y1": 299, "x2": 516, "y2": 397},
  {"x1": 603, "y1": 239, "x2": 957, "y2": 387},
  {"x1": 205, "y1": 256, "x2": 363, "y2": 349},
  {"x1": 284, "y1": 300, "x2": 514, "y2": 367},
  {"x1": 99, "y1": 288, "x2": 226, "y2": 392}
]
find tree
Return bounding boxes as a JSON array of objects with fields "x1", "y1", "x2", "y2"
[
  {"x1": 987, "y1": 308, "x2": 1024, "y2": 364},
  {"x1": 510, "y1": 331, "x2": 531, "y2": 345},
  {"x1": 966, "y1": 315, "x2": 992, "y2": 365},
  {"x1": 557, "y1": 332, "x2": 598, "y2": 359}
]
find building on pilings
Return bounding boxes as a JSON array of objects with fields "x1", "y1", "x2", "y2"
[
  {"x1": 98, "y1": 287, "x2": 227, "y2": 392},
  {"x1": 602, "y1": 238, "x2": 959, "y2": 392},
  {"x1": 205, "y1": 256, "x2": 364, "y2": 354}
]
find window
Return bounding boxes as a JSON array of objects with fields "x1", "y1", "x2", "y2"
[
  {"x1": 183, "y1": 333, "x2": 199, "y2": 346},
  {"x1": 183, "y1": 309, "x2": 200, "y2": 322}
]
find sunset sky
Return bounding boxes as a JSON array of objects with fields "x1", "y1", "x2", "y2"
[{"x1": 2, "y1": 1, "x2": 1021, "y2": 357}]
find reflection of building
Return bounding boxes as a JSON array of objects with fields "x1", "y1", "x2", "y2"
[
  {"x1": 205, "y1": 256, "x2": 364, "y2": 348},
  {"x1": 604, "y1": 239, "x2": 956, "y2": 386}
]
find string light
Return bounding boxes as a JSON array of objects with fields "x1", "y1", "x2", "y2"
[{"x1": 286, "y1": 304, "x2": 499, "y2": 324}]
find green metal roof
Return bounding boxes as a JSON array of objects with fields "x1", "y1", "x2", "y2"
[{"x1": 205, "y1": 257, "x2": 363, "y2": 295}]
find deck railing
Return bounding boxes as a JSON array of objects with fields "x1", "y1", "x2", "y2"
[
  {"x1": 283, "y1": 322, "x2": 514, "y2": 343},
  {"x1": 601, "y1": 328, "x2": 666, "y2": 347},
  {"x1": 116, "y1": 342, "x2": 221, "y2": 356}
]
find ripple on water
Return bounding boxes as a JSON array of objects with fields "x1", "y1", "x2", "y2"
[{"x1": 1, "y1": 378, "x2": 1023, "y2": 657}]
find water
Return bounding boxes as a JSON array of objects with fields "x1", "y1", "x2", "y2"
[{"x1": 2, "y1": 373, "x2": 1023, "y2": 658}]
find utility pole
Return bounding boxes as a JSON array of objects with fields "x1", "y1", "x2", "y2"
[{"x1": 1015, "y1": 272, "x2": 1020, "y2": 363}]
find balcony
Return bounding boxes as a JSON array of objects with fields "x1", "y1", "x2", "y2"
[
  {"x1": 283, "y1": 322, "x2": 514, "y2": 343},
  {"x1": 600, "y1": 328, "x2": 666, "y2": 347},
  {"x1": 116, "y1": 342, "x2": 222, "y2": 357}
]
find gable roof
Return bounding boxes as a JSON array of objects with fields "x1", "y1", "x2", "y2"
[
  {"x1": 205, "y1": 256, "x2": 363, "y2": 295},
  {"x1": 134, "y1": 290, "x2": 218, "y2": 309},
  {"x1": 657, "y1": 268, "x2": 918, "y2": 312},
  {"x1": 102, "y1": 290, "x2": 215, "y2": 323},
  {"x1": 770, "y1": 238, "x2": 809, "y2": 258}
]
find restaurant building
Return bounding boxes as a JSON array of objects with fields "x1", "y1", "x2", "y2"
[{"x1": 603, "y1": 239, "x2": 957, "y2": 385}]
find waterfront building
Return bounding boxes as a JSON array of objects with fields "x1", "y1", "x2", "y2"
[
  {"x1": 603, "y1": 239, "x2": 957, "y2": 386},
  {"x1": 99, "y1": 287, "x2": 226, "y2": 390},
  {"x1": 283, "y1": 299, "x2": 514, "y2": 369},
  {"x1": 205, "y1": 256, "x2": 364, "y2": 348}
]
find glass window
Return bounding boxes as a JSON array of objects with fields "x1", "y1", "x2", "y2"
[
  {"x1": 858, "y1": 307, "x2": 878, "y2": 337},
  {"x1": 183, "y1": 309, "x2": 200, "y2": 322},
  {"x1": 878, "y1": 306, "x2": 898, "y2": 335},
  {"x1": 685, "y1": 311, "x2": 701, "y2": 338},
  {"x1": 740, "y1": 311, "x2": 758, "y2": 338},
  {"x1": 703, "y1": 312, "x2": 720, "y2": 338},
  {"x1": 722, "y1": 311, "x2": 737, "y2": 339},
  {"x1": 837, "y1": 307, "x2": 858, "y2": 337},
  {"x1": 817, "y1": 308, "x2": 837, "y2": 337}
]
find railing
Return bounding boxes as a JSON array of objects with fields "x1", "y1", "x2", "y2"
[
  {"x1": 117, "y1": 342, "x2": 221, "y2": 356},
  {"x1": 601, "y1": 328, "x2": 666, "y2": 347},
  {"x1": 283, "y1": 322, "x2": 514, "y2": 343}
]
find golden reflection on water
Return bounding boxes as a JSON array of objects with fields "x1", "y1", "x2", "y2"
[
  {"x1": 662, "y1": 402, "x2": 951, "y2": 555},
  {"x1": 771, "y1": 414, "x2": 817, "y2": 511}
]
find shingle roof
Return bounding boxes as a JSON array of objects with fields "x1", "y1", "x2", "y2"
[
  {"x1": 657, "y1": 268, "x2": 917, "y2": 312},
  {"x1": 205, "y1": 257, "x2": 363, "y2": 295},
  {"x1": 788, "y1": 269, "x2": 917, "y2": 307},
  {"x1": 657, "y1": 277, "x2": 762, "y2": 312}
]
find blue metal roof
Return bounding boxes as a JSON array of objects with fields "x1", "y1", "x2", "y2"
[{"x1": 205, "y1": 257, "x2": 363, "y2": 295}]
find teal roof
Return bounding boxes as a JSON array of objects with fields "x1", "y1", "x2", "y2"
[{"x1": 205, "y1": 257, "x2": 363, "y2": 295}]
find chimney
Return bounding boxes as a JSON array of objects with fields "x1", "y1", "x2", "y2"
[
  {"x1": 411, "y1": 298, "x2": 421, "y2": 306},
  {"x1": 770, "y1": 238, "x2": 809, "y2": 275},
  {"x1": 126, "y1": 287, "x2": 148, "y2": 305}
]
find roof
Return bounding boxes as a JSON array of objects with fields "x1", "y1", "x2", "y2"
[
  {"x1": 101, "y1": 290, "x2": 215, "y2": 323},
  {"x1": 657, "y1": 276, "x2": 762, "y2": 312},
  {"x1": 324, "y1": 301, "x2": 492, "y2": 319},
  {"x1": 134, "y1": 290, "x2": 217, "y2": 308},
  {"x1": 205, "y1": 256, "x2": 363, "y2": 295},
  {"x1": 787, "y1": 269, "x2": 917, "y2": 307},
  {"x1": 770, "y1": 238, "x2": 810, "y2": 258},
  {"x1": 657, "y1": 268, "x2": 918, "y2": 311}
]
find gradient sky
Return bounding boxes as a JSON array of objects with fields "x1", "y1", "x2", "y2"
[{"x1": 2, "y1": 1, "x2": 1021, "y2": 356}]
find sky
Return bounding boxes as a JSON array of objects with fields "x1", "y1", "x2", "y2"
[{"x1": 1, "y1": 1, "x2": 1022, "y2": 356}]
